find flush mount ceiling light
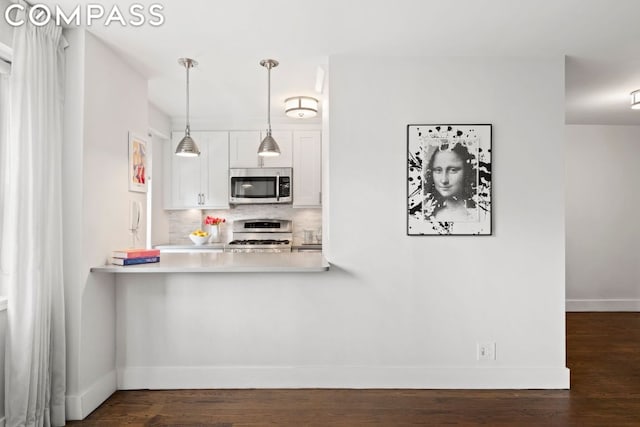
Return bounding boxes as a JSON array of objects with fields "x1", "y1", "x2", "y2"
[
  {"x1": 284, "y1": 96, "x2": 318, "y2": 118},
  {"x1": 258, "y1": 59, "x2": 281, "y2": 157},
  {"x1": 175, "y1": 57, "x2": 200, "y2": 157},
  {"x1": 631, "y1": 90, "x2": 640, "y2": 110}
]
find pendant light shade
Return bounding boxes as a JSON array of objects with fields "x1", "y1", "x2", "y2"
[
  {"x1": 257, "y1": 131, "x2": 280, "y2": 156},
  {"x1": 176, "y1": 58, "x2": 200, "y2": 157},
  {"x1": 285, "y1": 96, "x2": 318, "y2": 118},
  {"x1": 258, "y1": 59, "x2": 280, "y2": 157},
  {"x1": 175, "y1": 134, "x2": 199, "y2": 157}
]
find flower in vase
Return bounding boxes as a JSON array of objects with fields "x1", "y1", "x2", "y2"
[{"x1": 204, "y1": 216, "x2": 226, "y2": 226}]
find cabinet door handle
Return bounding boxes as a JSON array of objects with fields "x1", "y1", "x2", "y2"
[
  {"x1": 319, "y1": 191, "x2": 322, "y2": 205},
  {"x1": 276, "y1": 173, "x2": 280, "y2": 202}
]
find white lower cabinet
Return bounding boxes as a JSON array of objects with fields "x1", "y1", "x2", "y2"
[
  {"x1": 165, "y1": 131, "x2": 229, "y2": 209},
  {"x1": 293, "y1": 131, "x2": 322, "y2": 207}
]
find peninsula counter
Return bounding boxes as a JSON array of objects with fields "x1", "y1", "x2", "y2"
[{"x1": 91, "y1": 252, "x2": 330, "y2": 273}]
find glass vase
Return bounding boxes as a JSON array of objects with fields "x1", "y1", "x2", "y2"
[{"x1": 208, "y1": 224, "x2": 221, "y2": 243}]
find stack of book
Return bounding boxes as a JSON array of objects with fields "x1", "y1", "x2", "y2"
[{"x1": 111, "y1": 248, "x2": 160, "y2": 266}]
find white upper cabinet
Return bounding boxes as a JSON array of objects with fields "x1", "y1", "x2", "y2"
[
  {"x1": 229, "y1": 131, "x2": 261, "y2": 168},
  {"x1": 167, "y1": 131, "x2": 201, "y2": 208},
  {"x1": 165, "y1": 131, "x2": 229, "y2": 209},
  {"x1": 293, "y1": 131, "x2": 322, "y2": 208},
  {"x1": 164, "y1": 128, "x2": 320, "y2": 210},
  {"x1": 229, "y1": 130, "x2": 293, "y2": 168},
  {"x1": 201, "y1": 132, "x2": 229, "y2": 208},
  {"x1": 260, "y1": 130, "x2": 293, "y2": 168}
]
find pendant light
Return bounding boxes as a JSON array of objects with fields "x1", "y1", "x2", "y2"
[
  {"x1": 258, "y1": 59, "x2": 280, "y2": 157},
  {"x1": 631, "y1": 90, "x2": 640, "y2": 109},
  {"x1": 175, "y1": 57, "x2": 200, "y2": 157}
]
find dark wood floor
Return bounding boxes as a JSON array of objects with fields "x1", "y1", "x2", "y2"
[{"x1": 68, "y1": 313, "x2": 640, "y2": 426}]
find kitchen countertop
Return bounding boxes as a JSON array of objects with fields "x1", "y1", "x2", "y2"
[
  {"x1": 155, "y1": 243, "x2": 226, "y2": 251},
  {"x1": 91, "y1": 252, "x2": 330, "y2": 273},
  {"x1": 154, "y1": 243, "x2": 322, "y2": 252}
]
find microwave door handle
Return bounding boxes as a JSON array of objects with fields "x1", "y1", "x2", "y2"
[{"x1": 276, "y1": 173, "x2": 280, "y2": 201}]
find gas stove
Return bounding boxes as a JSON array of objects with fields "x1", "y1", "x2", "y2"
[
  {"x1": 229, "y1": 239, "x2": 291, "y2": 245},
  {"x1": 224, "y1": 219, "x2": 292, "y2": 253}
]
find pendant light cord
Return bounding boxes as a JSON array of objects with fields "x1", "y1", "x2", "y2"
[
  {"x1": 185, "y1": 61, "x2": 191, "y2": 135},
  {"x1": 267, "y1": 63, "x2": 271, "y2": 134}
]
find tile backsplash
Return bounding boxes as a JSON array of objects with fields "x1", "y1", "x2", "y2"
[{"x1": 168, "y1": 205, "x2": 322, "y2": 246}]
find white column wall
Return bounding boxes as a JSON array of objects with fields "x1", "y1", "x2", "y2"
[
  {"x1": 566, "y1": 124, "x2": 640, "y2": 311},
  {"x1": 62, "y1": 29, "x2": 149, "y2": 419}
]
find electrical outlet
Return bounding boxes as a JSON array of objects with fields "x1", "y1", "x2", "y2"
[{"x1": 477, "y1": 342, "x2": 496, "y2": 361}]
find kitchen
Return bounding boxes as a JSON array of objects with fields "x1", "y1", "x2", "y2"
[{"x1": 11, "y1": 0, "x2": 636, "y2": 424}]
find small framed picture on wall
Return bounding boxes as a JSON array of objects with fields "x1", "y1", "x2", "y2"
[
  {"x1": 128, "y1": 132, "x2": 148, "y2": 193},
  {"x1": 407, "y1": 124, "x2": 492, "y2": 236}
]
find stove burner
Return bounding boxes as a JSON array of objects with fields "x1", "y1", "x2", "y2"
[{"x1": 229, "y1": 239, "x2": 290, "y2": 245}]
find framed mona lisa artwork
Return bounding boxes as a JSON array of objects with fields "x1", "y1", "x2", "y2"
[{"x1": 407, "y1": 124, "x2": 492, "y2": 236}]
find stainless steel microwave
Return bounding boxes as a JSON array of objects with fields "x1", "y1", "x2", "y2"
[{"x1": 229, "y1": 167, "x2": 292, "y2": 204}]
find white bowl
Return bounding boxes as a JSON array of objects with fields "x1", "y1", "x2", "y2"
[{"x1": 189, "y1": 233, "x2": 209, "y2": 245}]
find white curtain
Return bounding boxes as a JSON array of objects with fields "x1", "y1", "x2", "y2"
[
  {"x1": 0, "y1": 64, "x2": 8, "y2": 250},
  {"x1": 0, "y1": 6, "x2": 66, "y2": 427}
]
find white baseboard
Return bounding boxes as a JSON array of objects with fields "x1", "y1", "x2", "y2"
[
  {"x1": 66, "y1": 370, "x2": 116, "y2": 420},
  {"x1": 118, "y1": 366, "x2": 570, "y2": 390},
  {"x1": 566, "y1": 299, "x2": 640, "y2": 312}
]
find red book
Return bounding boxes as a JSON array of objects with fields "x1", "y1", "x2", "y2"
[{"x1": 112, "y1": 248, "x2": 161, "y2": 259}]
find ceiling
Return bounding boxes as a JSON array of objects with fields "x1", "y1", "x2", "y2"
[{"x1": 42, "y1": 0, "x2": 640, "y2": 127}]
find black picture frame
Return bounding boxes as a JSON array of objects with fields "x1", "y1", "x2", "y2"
[{"x1": 407, "y1": 124, "x2": 492, "y2": 236}]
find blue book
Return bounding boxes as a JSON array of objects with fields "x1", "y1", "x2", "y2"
[{"x1": 110, "y1": 256, "x2": 160, "y2": 266}]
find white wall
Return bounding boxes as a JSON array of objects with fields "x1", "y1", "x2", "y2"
[
  {"x1": 115, "y1": 55, "x2": 568, "y2": 389},
  {"x1": 62, "y1": 29, "x2": 149, "y2": 419},
  {"x1": 0, "y1": 300, "x2": 6, "y2": 425},
  {"x1": 566, "y1": 125, "x2": 640, "y2": 311},
  {"x1": 149, "y1": 103, "x2": 171, "y2": 247},
  {"x1": 149, "y1": 103, "x2": 171, "y2": 138}
]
